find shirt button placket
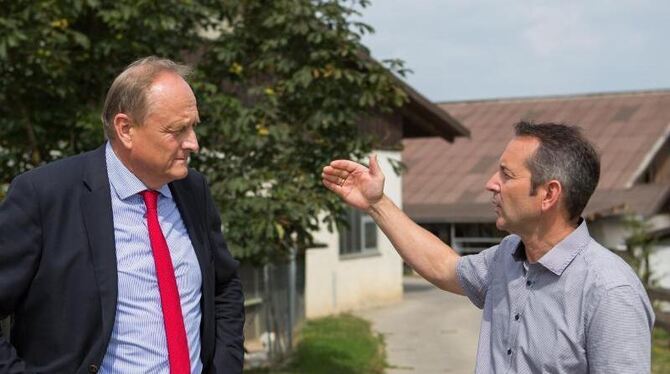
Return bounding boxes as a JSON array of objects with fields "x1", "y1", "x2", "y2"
[{"x1": 508, "y1": 272, "x2": 531, "y2": 366}]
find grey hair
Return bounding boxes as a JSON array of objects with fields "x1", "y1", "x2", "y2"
[
  {"x1": 101, "y1": 56, "x2": 193, "y2": 140},
  {"x1": 514, "y1": 121, "x2": 600, "y2": 221}
]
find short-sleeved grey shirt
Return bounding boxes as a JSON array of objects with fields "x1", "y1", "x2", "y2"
[{"x1": 457, "y1": 221, "x2": 654, "y2": 374}]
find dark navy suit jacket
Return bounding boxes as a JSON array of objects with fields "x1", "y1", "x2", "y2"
[{"x1": 0, "y1": 145, "x2": 244, "y2": 373}]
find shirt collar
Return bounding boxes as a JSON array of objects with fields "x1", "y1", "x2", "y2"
[
  {"x1": 512, "y1": 241, "x2": 527, "y2": 262},
  {"x1": 511, "y1": 219, "x2": 591, "y2": 276},
  {"x1": 105, "y1": 142, "x2": 172, "y2": 200}
]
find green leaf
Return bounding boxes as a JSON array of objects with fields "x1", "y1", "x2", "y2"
[{"x1": 71, "y1": 31, "x2": 90, "y2": 49}]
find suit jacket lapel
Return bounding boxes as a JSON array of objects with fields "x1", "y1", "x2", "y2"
[
  {"x1": 170, "y1": 179, "x2": 209, "y2": 282},
  {"x1": 80, "y1": 144, "x2": 118, "y2": 350}
]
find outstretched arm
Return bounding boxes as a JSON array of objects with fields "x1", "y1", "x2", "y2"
[{"x1": 322, "y1": 155, "x2": 464, "y2": 294}]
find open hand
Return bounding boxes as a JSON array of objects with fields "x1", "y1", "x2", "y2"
[{"x1": 322, "y1": 154, "x2": 385, "y2": 211}]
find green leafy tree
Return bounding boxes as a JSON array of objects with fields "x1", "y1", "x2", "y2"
[
  {"x1": 621, "y1": 214, "x2": 657, "y2": 288},
  {"x1": 0, "y1": 0, "x2": 408, "y2": 263}
]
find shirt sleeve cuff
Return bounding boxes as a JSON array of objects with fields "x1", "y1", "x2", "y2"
[{"x1": 457, "y1": 256, "x2": 485, "y2": 309}]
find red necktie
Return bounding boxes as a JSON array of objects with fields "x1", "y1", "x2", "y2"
[{"x1": 141, "y1": 190, "x2": 191, "y2": 374}]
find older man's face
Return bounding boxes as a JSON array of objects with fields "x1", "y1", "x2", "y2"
[
  {"x1": 127, "y1": 72, "x2": 200, "y2": 189},
  {"x1": 485, "y1": 136, "x2": 544, "y2": 234}
]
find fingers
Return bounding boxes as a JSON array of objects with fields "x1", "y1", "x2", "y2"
[
  {"x1": 329, "y1": 159, "x2": 362, "y2": 173},
  {"x1": 323, "y1": 159, "x2": 368, "y2": 179},
  {"x1": 322, "y1": 160, "x2": 356, "y2": 191},
  {"x1": 322, "y1": 165, "x2": 347, "y2": 178},
  {"x1": 322, "y1": 163, "x2": 353, "y2": 187},
  {"x1": 322, "y1": 172, "x2": 345, "y2": 186},
  {"x1": 322, "y1": 156, "x2": 382, "y2": 187},
  {"x1": 321, "y1": 178, "x2": 341, "y2": 192},
  {"x1": 368, "y1": 154, "x2": 380, "y2": 177}
]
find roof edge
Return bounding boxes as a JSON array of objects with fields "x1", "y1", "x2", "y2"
[
  {"x1": 626, "y1": 123, "x2": 670, "y2": 188},
  {"x1": 393, "y1": 75, "x2": 470, "y2": 140},
  {"x1": 436, "y1": 88, "x2": 670, "y2": 106}
]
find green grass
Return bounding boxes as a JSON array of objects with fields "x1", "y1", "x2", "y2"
[
  {"x1": 246, "y1": 314, "x2": 386, "y2": 374},
  {"x1": 653, "y1": 327, "x2": 670, "y2": 374}
]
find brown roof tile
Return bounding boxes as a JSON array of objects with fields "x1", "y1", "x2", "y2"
[{"x1": 403, "y1": 90, "x2": 670, "y2": 222}]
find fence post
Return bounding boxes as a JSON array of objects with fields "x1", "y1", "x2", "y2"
[
  {"x1": 287, "y1": 246, "x2": 297, "y2": 350},
  {"x1": 262, "y1": 264, "x2": 273, "y2": 360}
]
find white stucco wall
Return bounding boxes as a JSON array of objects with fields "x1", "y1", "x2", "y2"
[
  {"x1": 305, "y1": 150, "x2": 404, "y2": 318},
  {"x1": 649, "y1": 214, "x2": 670, "y2": 288},
  {"x1": 589, "y1": 215, "x2": 670, "y2": 287},
  {"x1": 651, "y1": 244, "x2": 670, "y2": 288},
  {"x1": 588, "y1": 216, "x2": 629, "y2": 251}
]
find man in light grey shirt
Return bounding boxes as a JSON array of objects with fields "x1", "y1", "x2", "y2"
[{"x1": 322, "y1": 121, "x2": 654, "y2": 373}]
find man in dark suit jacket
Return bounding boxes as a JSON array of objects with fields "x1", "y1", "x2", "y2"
[{"x1": 0, "y1": 57, "x2": 245, "y2": 373}]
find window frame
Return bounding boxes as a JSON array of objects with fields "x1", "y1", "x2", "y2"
[{"x1": 339, "y1": 208, "x2": 379, "y2": 257}]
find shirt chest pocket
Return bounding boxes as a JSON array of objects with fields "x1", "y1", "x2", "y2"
[{"x1": 519, "y1": 301, "x2": 587, "y2": 372}]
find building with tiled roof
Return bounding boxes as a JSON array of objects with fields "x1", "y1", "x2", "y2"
[{"x1": 403, "y1": 90, "x2": 670, "y2": 283}]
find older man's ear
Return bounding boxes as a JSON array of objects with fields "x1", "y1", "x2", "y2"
[{"x1": 112, "y1": 113, "x2": 134, "y2": 148}]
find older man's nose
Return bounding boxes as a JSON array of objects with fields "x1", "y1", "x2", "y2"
[{"x1": 184, "y1": 128, "x2": 199, "y2": 153}]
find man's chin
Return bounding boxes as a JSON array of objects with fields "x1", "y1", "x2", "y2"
[
  {"x1": 169, "y1": 167, "x2": 189, "y2": 182},
  {"x1": 495, "y1": 219, "x2": 506, "y2": 232}
]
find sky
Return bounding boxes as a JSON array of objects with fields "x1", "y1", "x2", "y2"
[{"x1": 358, "y1": 0, "x2": 670, "y2": 102}]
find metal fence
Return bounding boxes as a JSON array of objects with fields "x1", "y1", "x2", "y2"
[{"x1": 240, "y1": 252, "x2": 305, "y2": 365}]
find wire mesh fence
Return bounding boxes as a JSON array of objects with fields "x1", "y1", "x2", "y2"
[{"x1": 240, "y1": 252, "x2": 305, "y2": 366}]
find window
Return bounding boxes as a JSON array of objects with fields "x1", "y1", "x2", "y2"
[
  {"x1": 452, "y1": 223, "x2": 505, "y2": 255},
  {"x1": 419, "y1": 222, "x2": 505, "y2": 255},
  {"x1": 339, "y1": 208, "x2": 378, "y2": 255}
]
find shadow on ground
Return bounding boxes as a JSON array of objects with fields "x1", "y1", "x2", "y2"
[{"x1": 403, "y1": 279, "x2": 436, "y2": 293}]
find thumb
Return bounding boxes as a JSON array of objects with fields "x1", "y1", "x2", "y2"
[{"x1": 369, "y1": 154, "x2": 381, "y2": 177}]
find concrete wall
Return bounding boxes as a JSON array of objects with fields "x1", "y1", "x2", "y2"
[{"x1": 305, "y1": 150, "x2": 404, "y2": 318}]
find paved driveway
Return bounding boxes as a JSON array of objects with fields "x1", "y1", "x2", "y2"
[{"x1": 355, "y1": 276, "x2": 482, "y2": 373}]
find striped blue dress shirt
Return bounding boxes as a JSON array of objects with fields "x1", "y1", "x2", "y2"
[
  {"x1": 457, "y1": 220, "x2": 654, "y2": 373},
  {"x1": 101, "y1": 143, "x2": 203, "y2": 373}
]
